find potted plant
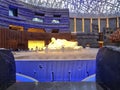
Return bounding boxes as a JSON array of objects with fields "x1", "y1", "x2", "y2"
[{"x1": 109, "y1": 28, "x2": 120, "y2": 47}]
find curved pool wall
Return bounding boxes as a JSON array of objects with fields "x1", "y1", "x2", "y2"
[
  {"x1": 16, "y1": 73, "x2": 38, "y2": 82},
  {"x1": 16, "y1": 59, "x2": 96, "y2": 82}
]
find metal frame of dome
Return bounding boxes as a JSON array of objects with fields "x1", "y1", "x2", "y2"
[{"x1": 20, "y1": 0, "x2": 120, "y2": 17}]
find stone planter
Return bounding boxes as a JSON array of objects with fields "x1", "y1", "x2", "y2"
[
  {"x1": 96, "y1": 46, "x2": 120, "y2": 90},
  {"x1": 0, "y1": 49, "x2": 16, "y2": 90}
]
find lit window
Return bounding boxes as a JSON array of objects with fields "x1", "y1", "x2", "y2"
[
  {"x1": 9, "y1": 10, "x2": 14, "y2": 16},
  {"x1": 32, "y1": 18, "x2": 43, "y2": 23},
  {"x1": 52, "y1": 20, "x2": 60, "y2": 24},
  {"x1": 9, "y1": 6, "x2": 18, "y2": 17}
]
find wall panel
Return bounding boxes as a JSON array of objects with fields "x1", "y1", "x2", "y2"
[
  {"x1": 84, "y1": 19, "x2": 90, "y2": 33},
  {"x1": 100, "y1": 19, "x2": 106, "y2": 32},
  {"x1": 0, "y1": 28, "x2": 72, "y2": 50},
  {"x1": 70, "y1": 18, "x2": 74, "y2": 32},
  {"x1": 76, "y1": 18, "x2": 82, "y2": 32},
  {"x1": 109, "y1": 18, "x2": 117, "y2": 30},
  {"x1": 92, "y1": 19, "x2": 98, "y2": 33}
]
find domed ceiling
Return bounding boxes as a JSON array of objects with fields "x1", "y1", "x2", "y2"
[{"x1": 20, "y1": 0, "x2": 120, "y2": 17}]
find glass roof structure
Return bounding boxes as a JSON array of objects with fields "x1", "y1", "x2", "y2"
[{"x1": 20, "y1": 0, "x2": 120, "y2": 17}]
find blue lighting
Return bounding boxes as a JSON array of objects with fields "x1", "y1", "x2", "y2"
[{"x1": 16, "y1": 73, "x2": 38, "y2": 82}]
